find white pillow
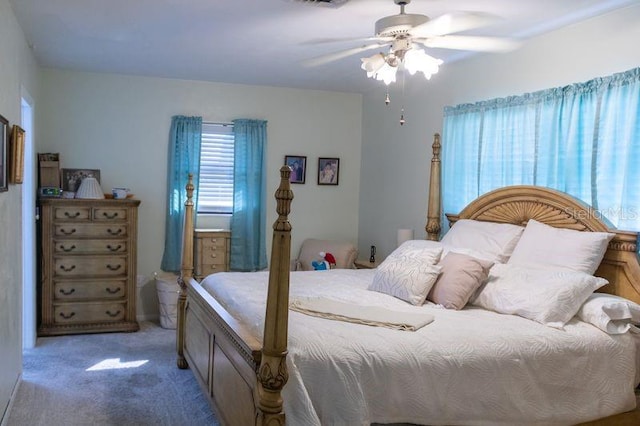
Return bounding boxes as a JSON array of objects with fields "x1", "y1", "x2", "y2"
[
  {"x1": 508, "y1": 219, "x2": 614, "y2": 274},
  {"x1": 577, "y1": 293, "x2": 640, "y2": 334},
  {"x1": 440, "y1": 219, "x2": 524, "y2": 263},
  {"x1": 472, "y1": 263, "x2": 608, "y2": 329},
  {"x1": 389, "y1": 240, "x2": 443, "y2": 261},
  {"x1": 369, "y1": 246, "x2": 443, "y2": 305}
]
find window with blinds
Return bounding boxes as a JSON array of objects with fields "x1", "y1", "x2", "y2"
[{"x1": 198, "y1": 123, "x2": 234, "y2": 214}]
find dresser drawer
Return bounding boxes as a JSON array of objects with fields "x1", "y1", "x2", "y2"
[
  {"x1": 199, "y1": 263, "x2": 225, "y2": 276},
  {"x1": 54, "y1": 239, "x2": 128, "y2": 254},
  {"x1": 201, "y1": 246, "x2": 227, "y2": 264},
  {"x1": 53, "y1": 206, "x2": 91, "y2": 221},
  {"x1": 201, "y1": 236, "x2": 227, "y2": 249},
  {"x1": 93, "y1": 207, "x2": 128, "y2": 221},
  {"x1": 54, "y1": 280, "x2": 127, "y2": 301},
  {"x1": 54, "y1": 223, "x2": 128, "y2": 238},
  {"x1": 54, "y1": 302, "x2": 127, "y2": 324},
  {"x1": 54, "y1": 256, "x2": 128, "y2": 277}
]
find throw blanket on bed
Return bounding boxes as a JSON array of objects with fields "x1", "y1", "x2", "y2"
[{"x1": 290, "y1": 297, "x2": 434, "y2": 331}]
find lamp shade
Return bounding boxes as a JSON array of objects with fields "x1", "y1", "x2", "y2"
[
  {"x1": 76, "y1": 177, "x2": 105, "y2": 199},
  {"x1": 397, "y1": 228, "x2": 414, "y2": 247}
]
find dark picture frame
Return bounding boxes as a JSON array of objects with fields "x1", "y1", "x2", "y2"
[
  {"x1": 62, "y1": 168, "x2": 101, "y2": 193},
  {"x1": 318, "y1": 157, "x2": 339, "y2": 186},
  {"x1": 0, "y1": 114, "x2": 8, "y2": 192},
  {"x1": 284, "y1": 155, "x2": 307, "y2": 184}
]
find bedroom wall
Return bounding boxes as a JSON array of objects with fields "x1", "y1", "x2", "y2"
[
  {"x1": 358, "y1": 3, "x2": 640, "y2": 260},
  {"x1": 0, "y1": 0, "x2": 39, "y2": 421},
  {"x1": 37, "y1": 70, "x2": 362, "y2": 320}
]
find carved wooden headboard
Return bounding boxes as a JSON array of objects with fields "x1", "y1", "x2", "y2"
[{"x1": 425, "y1": 133, "x2": 640, "y2": 304}]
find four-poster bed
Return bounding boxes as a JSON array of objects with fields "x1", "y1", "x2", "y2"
[{"x1": 176, "y1": 134, "x2": 640, "y2": 425}]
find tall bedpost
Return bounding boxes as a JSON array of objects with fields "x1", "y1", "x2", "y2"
[
  {"x1": 256, "y1": 166, "x2": 294, "y2": 426},
  {"x1": 176, "y1": 173, "x2": 195, "y2": 369},
  {"x1": 426, "y1": 133, "x2": 442, "y2": 241}
]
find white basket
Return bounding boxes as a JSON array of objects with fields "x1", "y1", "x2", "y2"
[{"x1": 155, "y1": 272, "x2": 180, "y2": 329}]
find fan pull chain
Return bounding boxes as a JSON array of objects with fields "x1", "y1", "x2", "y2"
[
  {"x1": 400, "y1": 68, "x2": 406, "y2": 126},
  {"x1": 384, "y1": 91, "x2": 390, "y2": 105}
]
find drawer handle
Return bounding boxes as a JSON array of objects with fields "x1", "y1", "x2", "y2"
[
  {"x1": 107, "y1": 228, "x2": 123, "y2": 236},
  {"x1": 59, "y1": 311, "x2": 75, "y2": 319},
  {"x1": 103, "y1": 212, "x2": 119, "y2": 219},
  {"x1": 59, "y1": 265, "x2": 76, "y2": 272},
  {"x1": 106, "y1": 244, "x2": 122, "y2": 252},
  {"x1": 105, "y1": 287, "x2": 121, "y2": 294},
  {"x1": 59, "y1": 244, "x2": 76, "y2": 252},
  {"x1": 105, "y1": 310, "x2": 121, "y2": 317},
  {"x1": 59, "y1": 288, "x2": 76, "y2": 295},
  {"x1": 209, "y1": 253, "x2": 218, "y2": 258},
  {"x1": 106, "y1": 264, "x2": 122, "y2": 271},
  {"x1": 64, "y1": 211, "x2": 81, "y2": 218},
  {"x1": 60, "y1": 228, "x2": 76, "y2": 235}
]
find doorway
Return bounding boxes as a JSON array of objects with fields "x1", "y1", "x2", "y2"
[{"x1": 21, "y1": 90, "x2": 36, "y2": 349}]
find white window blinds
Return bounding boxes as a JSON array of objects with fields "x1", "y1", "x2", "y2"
[{"x1": 198, "y1": 123, "x2": 234, "y2": 214}]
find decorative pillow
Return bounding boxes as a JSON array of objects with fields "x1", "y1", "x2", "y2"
[
  {"x1": 386, "y1": 240, "x2": 443, "y2": 264},
  {"x1": 472, "y1": 263, "x2": 608, "y2": 328},
  {"x1": 369, "y1": 247, "x2": 443, "y2": 305},
  {"x1": 577, "y1": 293, "x2": 640, "y2": 334},
  {"x1": 508, "y1": 219, "x2": 614, "y2": 274},
  {"x1": 427, "y1": 253, "x2": 494, "y2": 310},
  {"x1": 440, "y1": 219, "x2": 524, "y2": 263}
]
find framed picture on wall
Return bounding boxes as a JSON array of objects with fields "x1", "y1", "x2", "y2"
[
  {"x1": 318, "y1": 157, "x2": 339, "y2": 186},
  {"x1": 0, "y1": 113, "x2": 8, "y2": 192},
  {"x1": 10, "y1": 125, "x2": 25, "y2": 184},
  {"x1": 284, "y1": 155, "x2": 306, "y2": 184}
]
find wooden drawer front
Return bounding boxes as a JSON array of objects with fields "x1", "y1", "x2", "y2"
[
  {"x1": 54, "y1": 256, "x2": 128, "y2": 277},
  {"x1": 53, "y1": 206, "x2": 91, "y2": 221},
  {"x1": 200, "y1": 263, "x2": 225, "y2": 276},
  {"x1": 54, "y1": 280, "x2": 127, "y2": 301},
  {"x1": 202, "y1": 246, "x2": 227, "y2": 265},
  {"x1": 54, "y1": 239, "x2": 127, "y2": 254},
  {"x1": 202, "y1": 237, "x2": 227, "y2": 249},
  {"x1": 54, "y1": 302, "x2": 126, "y2": 324},
  {"x1": 54, "y1": 223, "x2": 128, "y2": 238},
  {"x1": 93, "y1": 207, "x2": 128, "y2": 221}
]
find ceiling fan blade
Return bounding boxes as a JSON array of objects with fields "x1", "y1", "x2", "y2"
[
  {"x1": 420, "y1": 35, "x2": 520, "y2": 52},
  {"x1": 411, "y1": 12, "x2": 499, "y2": 38},
  {"x1": 301, "y1": 36, "x2": 391, "y2": 45},
  {"x1": 302, "y1": 43, "x2": 389, "y2": 67}
]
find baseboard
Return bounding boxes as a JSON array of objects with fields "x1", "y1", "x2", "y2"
[{"x1": 1, "y1": 373, "x2": 22, "y2": 426}]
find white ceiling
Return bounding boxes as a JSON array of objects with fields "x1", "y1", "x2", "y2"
[{"x1": 9, "y1": 0, "x2": 637, "y2": 93}]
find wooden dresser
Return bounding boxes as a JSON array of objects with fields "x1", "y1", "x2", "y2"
[
  {"x1": 194, "y1": 228, "x2": 230, "y2": 281},
  {"x1": 38, "y1": 198, "x2": 141, "y2": 336}
]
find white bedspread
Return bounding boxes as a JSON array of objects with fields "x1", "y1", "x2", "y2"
[{"x1": 201, "y1": 269, "x2": 638, "y2": 426}]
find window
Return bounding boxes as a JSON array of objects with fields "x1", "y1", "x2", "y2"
[{"x1": 198, "y1": 123, "x2": 234, "y2": 214}]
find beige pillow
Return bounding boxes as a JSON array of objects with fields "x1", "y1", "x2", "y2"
[
  {"x1": 295, "y1": 238, "x2": 358, "y2": 271},
  {"x1": 428, "y1": 253, "x2": 494, "y2": 310}
]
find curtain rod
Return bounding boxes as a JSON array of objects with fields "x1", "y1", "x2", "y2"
[{"x1": 203, "y1": 121, "x2": 233, "y2": 126}]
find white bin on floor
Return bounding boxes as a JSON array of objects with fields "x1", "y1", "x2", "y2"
[{"x1": 155, "y1": 272, "x2": 180, "y2": 329}]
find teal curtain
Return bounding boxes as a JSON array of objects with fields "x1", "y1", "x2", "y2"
[
  {"x1": 161, "y1": 116, "x2": 202, "y2": 272},
  {"x1": 443, "y1": 67, "x2": 640, "y2": 232},
  {"x1": 230, "y1": 119, "x2": 267, "y2": 271}
]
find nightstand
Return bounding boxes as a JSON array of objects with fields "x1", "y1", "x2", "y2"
[{"x1": 354, "y1": 259, "x2": 380, "y2": 269}]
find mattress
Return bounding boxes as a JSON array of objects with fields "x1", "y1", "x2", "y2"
[{"x1": 201, "y1": 269, "x2": 638, "y2": 426}]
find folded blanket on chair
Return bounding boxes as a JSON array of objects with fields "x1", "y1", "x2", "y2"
[{"x1": 289, "y1": 297, "x2": 434, "y2": 331}]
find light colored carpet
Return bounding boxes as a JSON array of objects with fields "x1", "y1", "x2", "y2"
[{"x1": 6, "y1": 321, "x2": 218, "y2": 426}]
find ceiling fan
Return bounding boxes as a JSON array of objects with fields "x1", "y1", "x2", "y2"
[{"x1": 304, "y1": 0, "x2": 520, "y2": 85}]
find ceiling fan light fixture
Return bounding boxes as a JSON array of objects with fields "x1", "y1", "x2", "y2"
[
  {"x1": 404, "y1": 47, "x2": 443, "y2": 79},
  {"x1": 361, "y1": 53, "x2": 398, "y2": 85}
]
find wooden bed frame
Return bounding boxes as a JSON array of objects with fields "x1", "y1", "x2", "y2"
[{"x1": 176, "y1": 135, "x2": 640, "y2": 425}]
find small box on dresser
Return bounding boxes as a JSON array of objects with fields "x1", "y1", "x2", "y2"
[
  {"x1": 194, "y1": 228, "x2": 230, "y2": 281},
  {"x1": 38, "y1": 198, "x2": 141, "y2": 336}
]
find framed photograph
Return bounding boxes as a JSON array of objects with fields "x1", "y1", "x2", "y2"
[
  {"x1": 284, "y1": 155, "x2": 306, "y2": 184},
  {"x1": 0, "y1": 114, "x2": 8, "y2": 192},
  {"x1": 318, "y1": 157, "x2": 339, "y2": 186},
  {"x1": 9, "y1": 125, "x2": 25, "y2": 184},
  {"x1": 62, "y1": 168, "x2": 101, "y2": 193}
]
